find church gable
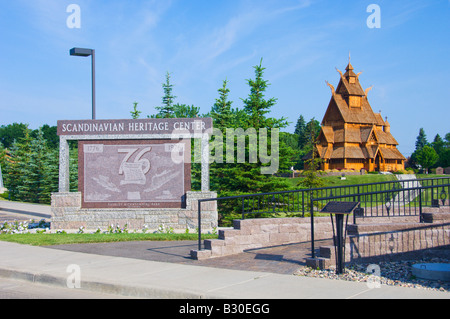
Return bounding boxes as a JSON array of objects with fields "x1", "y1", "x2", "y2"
[{"x1": 321, "y1": 97, "x2": 345, "y2": 126}]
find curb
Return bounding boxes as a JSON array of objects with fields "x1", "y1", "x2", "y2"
[{"x1": 0, "y1": 267, "x2": 209, "y2": 299}]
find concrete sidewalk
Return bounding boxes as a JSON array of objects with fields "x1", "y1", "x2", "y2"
[{"x1": 0, "y1": 241, "x2": 448, "y2": 299}]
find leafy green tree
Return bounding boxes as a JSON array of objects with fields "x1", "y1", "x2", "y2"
[
  {"x1": 0, "y1": 123, "x2": 29, "y2": 149},
  {"x1": 416, "y1": 145, "x2": 439, "y2": 174},
  {"x1": 33, "y1": 124, "x2": 58, "y2": 150},
  {"x1": 439, "y1": 149, "x2": 450, "y2": 168},
  {"x1": 432, "y1": 134, "x2": 446, "y2": 168},
  {"x1": 444, "y1": 133, "x2": 450, "y2": 148}
]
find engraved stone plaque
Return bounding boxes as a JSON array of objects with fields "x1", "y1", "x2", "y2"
[{"x1": 79, "y1": 140, "x2": 191, "y2": 208}]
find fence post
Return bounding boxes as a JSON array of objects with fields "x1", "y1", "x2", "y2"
[
  {"x1": 302, "y1": 192, "x2": 305, "y2": 217},
  {"x1": 310, "y1": 196, "x2": 315, "y2": 258},
  {"x1": 419, "y1": 189, "x2": 423, "y2": 223},
  {"x1": 198, "y1": 200, "x2": 202, "y2": 251},
  {"x1": 242, "y1": 197, "x2": 245, "y2": 220}
]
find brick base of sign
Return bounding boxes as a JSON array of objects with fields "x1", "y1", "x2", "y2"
[{"x1": 51, "y1": 191, "x2": 218, "y2": 232}]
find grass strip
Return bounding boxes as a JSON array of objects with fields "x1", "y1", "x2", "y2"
[{"x1": 0, "y1": 232, "x2": 218, "y2": 246}]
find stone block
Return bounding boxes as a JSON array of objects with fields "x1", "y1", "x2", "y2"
[
  {"x1": 288, "y1": 232, "x2": 307, "y2": 243},
  {"x1": 51, "y1": 192, "x2": 81, "y2": 208},
  {"x1": 190, "y1": 249, "x2": 211, "y2": 260},
  {"x1": 269, "y1": 233, "x2": 291, "y2": 245},
  {"x1": 219, "y1": 229, "x2": 240, "y2": 239},
  {"x1": 305, "y1": 257, "x2": 331, "y2": 270},
  {"x1": 279, "y1": 224, "x2": 302, "y2": 233},
  {"x1": 204, "y1": 239, "x2": 225, "y2": 250},
  {"x1": 260, "y1": 224, "x2": 279, "y2": 233}
]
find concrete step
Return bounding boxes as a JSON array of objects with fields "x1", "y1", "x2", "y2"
[{"x1": 347, "y1": 222, "x2": 428, "y2": 235}]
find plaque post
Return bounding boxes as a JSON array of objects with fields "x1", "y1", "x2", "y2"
[{"x1": 320, "y1": 201, "x2": 360, "y2": 274}]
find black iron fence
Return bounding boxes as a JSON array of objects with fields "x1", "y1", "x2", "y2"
[
  {"x1": 196, "y1": 177, "x2": 450, "y2": 251},
  {"x1": 309, "y1": 182, "x2": 450, "y2": 258}
]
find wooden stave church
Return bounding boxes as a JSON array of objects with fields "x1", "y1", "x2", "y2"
[{"x1": 314, "y1": 62, "x2": 405, "y2": 172}]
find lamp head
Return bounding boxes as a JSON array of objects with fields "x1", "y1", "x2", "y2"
[{"x1": 70, "y1": 48, "x2": 93, "y2": 57}]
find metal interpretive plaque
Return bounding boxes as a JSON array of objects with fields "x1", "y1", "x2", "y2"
[{"x1": 78, "y1": 139, "x2": 191, "y2": 209}]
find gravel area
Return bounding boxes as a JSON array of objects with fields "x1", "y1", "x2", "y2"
[{"x1": 294, "y1": 257, "x2": 450, "y2": 292}]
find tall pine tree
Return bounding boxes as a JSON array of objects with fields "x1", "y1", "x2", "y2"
[
  {"x1": 26, "y1": 129, "x2": 47, "y2": 203},
  {"x1": 210, "y1": 80, "x2": 234, "y2": 129},
  {"x1": 155, "y1": 72, "x2": 177, "y2": 118},
  {"x1": 7, "y1": 128, "x2": 33, "y2": 201},
  {"x1": 294, "y1": 115, "x2": 307, "y2": 149},
  {"x1": 214, "y1": 59, "x2": 291, "y2": 195}
]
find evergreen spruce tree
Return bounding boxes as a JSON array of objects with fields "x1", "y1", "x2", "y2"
[
  {"x1": 294, "y1": 115, "x2": 307, "y2": 149},
  {"x1": 41, "y1": 147, "x2": 59, "y2": 204},
  {"x1": 8, "y1": 128, "x2": 33, "y2": 201},
  {"x1": 156, "y1": 72, "x2": 177, "y2": 118},
  {"x1": 69, "y1": 145, "x2": 79, "y2": 192},
  {"x1": 411, "y1": 128, "x2": 429, "y2": 168},
  {"x1": 241, "y1": 59, "x2": 281, "y2": 130},
  {"x1": 210, "y1": 80, "x2": 234, "y2": 129},
  {"x1": 173, "y1": 104, "x2": 200, "y2": 118},
  {"x1": 415, "y1": 128, "x2": 428, "y2": 151},
  {"x1": 130, "y1": 102, "x2": 141, "y2": 119},
  {"x1": 27, "y1": 129, "x2": 47, "y2": 203},
  {"x1": 217, "y1": 59, "x2": 291, "y2": 195}
]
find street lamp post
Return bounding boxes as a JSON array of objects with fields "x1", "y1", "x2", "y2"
[{"x1": 69, "y1": 48, "x2": 96, "y2": 120}]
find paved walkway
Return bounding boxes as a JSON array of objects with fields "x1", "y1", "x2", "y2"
[
  {"x1": 47, "y1": 239, "x2": 331, "y2": 275},
  {"x1": 0, "y1": 200, "x2": 449, "y2": 299}
]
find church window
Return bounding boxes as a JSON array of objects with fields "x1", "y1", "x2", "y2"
[{"x1": 349, "y1": 96, "x2": 361, "y2": 108}]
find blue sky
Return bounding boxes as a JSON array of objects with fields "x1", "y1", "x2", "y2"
[{"x1": 0, "y1": 0, "x2": 449, "y2": 157}]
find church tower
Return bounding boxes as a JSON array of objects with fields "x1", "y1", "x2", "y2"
[{"x1": 315, "y1": 61, "x2": 405, "y2": 172}]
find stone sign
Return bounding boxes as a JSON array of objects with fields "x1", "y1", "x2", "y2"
[
  {"x1": 79, "y1": 139, "x2": 190, "y2": 209},
  {"x1": 436, "y1": 167, "x2": 444, "y2": 175},
  {"x1": 51, "y1": 117, "x2": 217, "y2": 232}
]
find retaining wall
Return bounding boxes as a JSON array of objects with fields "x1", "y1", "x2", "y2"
[{"x1": 192, "y1": 216, "x2": 334, "y2": 260}]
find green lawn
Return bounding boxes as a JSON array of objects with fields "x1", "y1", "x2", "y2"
[
  {"x1": 285, "y1": 173, "x2": 397, "y2": 189},
  {"x1": 0, "y1": 232, "x2": 218, "y2": 246}
]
